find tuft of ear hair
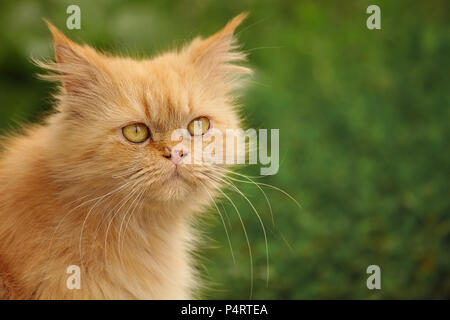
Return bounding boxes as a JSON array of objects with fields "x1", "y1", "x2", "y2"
[
  {"x1": 43, "y1": 18, "x2": 81, "y2": 63},
  {"x1": 36, "y1": 19, "x2": 107, "y2": 95},
  {"x1": 186, "y1": 12, "x2": 252, "y2": 81}
]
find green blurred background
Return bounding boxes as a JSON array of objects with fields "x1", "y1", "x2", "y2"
[{"x1": 0, "y1": 0, "x2": 448, "y2": 299}]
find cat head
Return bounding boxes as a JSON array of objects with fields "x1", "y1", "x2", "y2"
[{"x1": 38, "y1": 14, "x2": 251, "y2": 205}]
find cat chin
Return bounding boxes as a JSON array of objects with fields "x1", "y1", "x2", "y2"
[
  {"x1": 148, "y1": 186, "x2": 194, "y2": 203},
  {"x1": 148, "y1": 176, "x2": 212, "y2": 204},
  {"x1": 147, "y1": 177, "x2": 196, "y2": 203}
]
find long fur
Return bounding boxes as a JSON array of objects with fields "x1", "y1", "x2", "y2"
[{"x1": 0, "y1": 13, "x2": 250, "y2": 299}]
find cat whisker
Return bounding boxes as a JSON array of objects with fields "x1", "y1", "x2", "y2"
[
  {"x1": 214, "y1": 185, "x2": 254, "y2": 300},
  {"x1": 117, "y1": 188, "x2": 146, "y2": 262},
  {"x1": 199, "y1": 180, "x2": 236, "y2": 265},
  {"x1": 214, "y1": 167, "x2": 296, "y2": 252},
  {"x1": 128, "y1": 168, "x2": 152, "y2": 181},
  {"x1": 235, "y1": 16, "x2": 269, "y2": 38},
  {"x1": 216, "y1": 166, "x2": 275, "y2": 226},
  {"x1": 121, "y1": 187, "x2": 147, "y2": 252},
  {"x1": 243, "y1": 45, "x2": 286, "y2": 53},
  {"x1": 120, "y1": 175, "x2": 163, "y2": 246},
  {"x1": 91, "y1": 173, "x2": 150, "y2": 244},
  {"x1": 219, "y1": 201, "x2": 233, "y2": 234},
  {"x1": 45, "y1": 181, "x2": 134, "y2": 276},
  {"x1": 103, "y1": 183, "x2": 143, "y2": 264},
  {"x1": 221, "y1": 169, "x2": 302, "y2": 211},
  {"x1": 78, "y1": 180, "x2": 135, "y2": 268},
  {"x1": 217, "y1": 175, "x2": 270, "y2": 289},
  {"x1": 53, "y1": 182, "x2": 132, "y2": 241}
]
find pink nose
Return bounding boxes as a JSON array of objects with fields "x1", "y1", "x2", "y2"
[{"x1": 163, "y1": 148, "x2": 187, "y2": 165}]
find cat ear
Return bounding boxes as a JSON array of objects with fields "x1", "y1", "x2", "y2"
[
  {"x1": 186, "y1": 13, "x2": 252, "y2": 81},
  {"x1": 40, "y1": 19, "x2": 107, "y2": 94}
]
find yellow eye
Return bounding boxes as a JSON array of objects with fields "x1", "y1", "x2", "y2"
[
  {"x1": 122, "y1": 123, "x2": 150, "y2": 143},
  {"x1": 187, "y1": 117, "x2": 210, "y2": 136}
]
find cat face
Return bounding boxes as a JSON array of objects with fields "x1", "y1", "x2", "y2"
[{"x1": 40, "y1": 14, "x2": 251, "y2": 203}]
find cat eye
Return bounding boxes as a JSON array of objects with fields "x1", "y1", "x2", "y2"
[
  {"x1": 122, "y1": 123, "x2": 150, "y2": 143},
  {"x1": 187, "y1": 117, "x2": 210, "y2": 136}
]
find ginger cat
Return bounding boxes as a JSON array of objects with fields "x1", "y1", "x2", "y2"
[{"x1": 0, "y1": 13, "x2": 251, "y2": 299}]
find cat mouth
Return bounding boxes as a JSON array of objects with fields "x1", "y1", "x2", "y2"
[
  {"x1": 172, "y1": 170, "x2": 182, "y2": 179},
  {"x1": 163, "y1": 167, "x2": 188, "y2": 185}
]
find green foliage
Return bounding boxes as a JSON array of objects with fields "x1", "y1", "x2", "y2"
[{"x1": 0, "y1": 0, "x2": 448, "y2": 299}]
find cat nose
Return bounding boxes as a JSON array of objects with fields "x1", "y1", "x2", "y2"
[
  {"x1": 163, "y1": 147, "x2": 187, "y2": 164},
  {"x1": 162, "y1": 147, "x2": 172, "y2": 159}
]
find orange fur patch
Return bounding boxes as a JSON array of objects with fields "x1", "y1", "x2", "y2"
[{"x1": 0, "y1": 13, "x2": 250, "y2": 299}]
